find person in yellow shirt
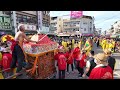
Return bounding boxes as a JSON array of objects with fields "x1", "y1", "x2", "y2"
[
  {"x1": 105, "y1": 39, "x2": 109, "y2": 50},
  {"x1": 64, "y1": 39, "x2": 68, "y2": 52},
  {"x1": 72, "y1": 38, "x2": 75, "y2": 49},
  {"x1": 102, "y1": 38, "x2": 107, "y2": 51},
  {"x1": 74, "y1": 41, "x2": 78, "y2": 49},
  {"x1": 84, "y1": 38, "x2": 92, "y2": 56},
  {"x1": 78, "y1": 39, "x2": 82, "y2": 49}
]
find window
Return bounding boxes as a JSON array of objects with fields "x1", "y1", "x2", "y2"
[
  {"x1": 90, "y1": 28, "x2": 92, "y2": 32},
  {"x1": 83, "y1": 22, "x2": 87, "y2": 24},
  {"x1": 27, "y1": 16, "x2": 31, "y2": 22},
  {"x1": 22, "y1": 15, "x2": 27, "y2": 23},
  {"x1": 17, "y1": 14, "x2": 23, "y2": 22},
  {"x1": 84, "y1": 28, "x2": 86, "y2": 31}
]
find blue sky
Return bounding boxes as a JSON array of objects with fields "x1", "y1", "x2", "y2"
[{"x1": 50, "y1": 11, "x2": 120, "y2": 32}]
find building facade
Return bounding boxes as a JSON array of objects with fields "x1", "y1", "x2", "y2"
[
  {"x1": 112, "y1": 20, "x2": 120, "y2": 34},
  {"x1": 79, "y1": 15, "x2": 94, "y2": 36},
  {"x1": 0, "y1": 11, "x2": 12, "y2": 35},
  {"x1": 0, "y1": 11, "x2": 50, "y2": 35},
  {"x1": 50, "y1": 16, "x2": 63, "y2": 34},
  {"x1": 50, "y1": 15, "x2": 95, "y2": 36}
]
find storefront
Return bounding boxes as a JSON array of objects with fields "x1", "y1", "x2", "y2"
[{"x1": 0, "y1": 15, "x2": 12, "y2": 36}]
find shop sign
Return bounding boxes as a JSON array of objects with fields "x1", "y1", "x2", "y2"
[{"x1": 0, "y1": 16, "x2": 12, "y2": 30}]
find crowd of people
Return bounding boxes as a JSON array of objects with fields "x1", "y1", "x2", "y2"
[
  {"x1": 54, "y1": 36, "x2": 116, "y2": 79},
  {"x1": 0, "y1": 25, "x2": 118, "y2": 79}
]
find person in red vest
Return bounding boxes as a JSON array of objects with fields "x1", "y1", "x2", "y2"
[
  {"x1": 89, "y1": 53, "x2": 113, "y2": 79},
  {"x1": 54, "y1": 46, "x2": 67, "y2": 79},
  {"x1": 0, "y1": 42, "x2": 12, "y2": 78},
  {"x1": 78, "y1": 50, "x2": 87, "y2": 77},
  {"x1": 65, "y1": 48, "x2": 74, "y2": 74},
  {"x1": 73, "y1": 47, "x2": 80, "y2": 69}
]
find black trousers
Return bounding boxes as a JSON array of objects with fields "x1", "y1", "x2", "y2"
[
  {"x1": 67, "y1": 64, "x2": 74, "y2": 72},
  {"x1": 97, "y1": 42, "x2": 99, "y2": 47},
  {"x1": 10, "y1": 44, "x2": 25, "y2": 73},
  {"x1": 78, "y1": 67, "x2": 84, "y2": 76},
  {"x1": 59, "y1": 70, "x2": 65, "y2": 79},
  {"x1": 76, "y1": 61, "x2": 84, "y2": 76}
]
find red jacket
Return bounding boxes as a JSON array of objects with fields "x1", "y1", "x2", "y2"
[
  {"x1": 79, "y1": 54, "x2": 87, "y2": 68},
  {"x1": 65, "y1": 51, "x2": 74, "y2": 64},
  {"x1": 89, "y1": 65, "x2": 113, "y2": 79}
]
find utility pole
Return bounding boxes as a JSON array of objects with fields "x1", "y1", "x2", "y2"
[
  {"x1": 11, "y1": 11, "x2": 17, "y2": 34},
  {"x1": 37, "y1": 11, "x2": 43, "y2": 33}
]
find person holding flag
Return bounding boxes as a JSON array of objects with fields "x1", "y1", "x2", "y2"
[{"x1": 83, "y1": 38, "x2": 92, "y2": 56}]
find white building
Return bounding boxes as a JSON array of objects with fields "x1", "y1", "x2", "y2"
[
  {"x1": 79, "y1": 15, "x2": 94, "y2": 36},
  {"x1": 112, "y1": 20, "x2": 120, "y2": 34},
  {"x1": 50, "y1": 15, "x2": 95, "y2": 36},
  {"x1": 50, "y1": 16, "x2": 63, "y2": 34},
  {"x1": 95, "y1": 28, "x2": 102, "y2": 35}
]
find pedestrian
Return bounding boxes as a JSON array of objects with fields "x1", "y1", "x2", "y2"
[
  {"x1": 10, "y1": 25, "x2": 37, "y2": 75},
  {"x1": 0, "y1": 42, "x2": 12, "y2": 78},
  {"x1": 104, "y1": 49, "x2": 116, "y2": 71},
  {"x1": 78, "y1": 50, "x2": 87, "y2": 77},
  {"x1": 82, "y1": 50, "x2": 96, "y2": 78},
  {"x1": 89, "y1": 53, "x2": 113, "y2": 79},
  {"x1": 73, "y1": 47, "x2": 80, "y2": 69},
  {"x1": 84, "y1": 38, "x2": 92, "y2": 56},
  {"x1": 65, "y1": 48, "x2": 74, "y2": 74},
  {"x1": 96, "y1": 38, "x2": 99, "y2": 47}
]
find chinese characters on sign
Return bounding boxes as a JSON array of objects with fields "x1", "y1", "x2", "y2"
[
  {"x1": 0, "y1": 16, "x2": 12, "y2": 30},
  {"x1": 70, "y1": 11, "x2": 83, "y2": 18}
]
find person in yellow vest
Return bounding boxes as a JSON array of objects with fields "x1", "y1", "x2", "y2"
[
  {"x1": 109, "y1": 40, "x2": 114, "y2": 53},
  {"x1": 72, "y1": 38, "x2": 75, "y2": 49},
  {"x1": 74, "y1": 41, "x2": 78, "y2": 49},
  {"x1": 111, "y1": 39, "x2": 115, "y2": 52},
  {"x1": 62, "y1": 40, "x2": 65, "y2": 47},
  {"x1": 102, "y1": 38, "x2": 107, "y2": 51},
  {"x1": 78, "y1": 39, "x2": 82, "y2": 49},
  {"x1": 84, "y1": 38, "x2": 92, "y2": 56},
  {"x1": 105, "y1": 39, "x2": 109, "y2": 50},
  {"x1": 64, "y1": 39, "x2": 68, "y2": 52}
]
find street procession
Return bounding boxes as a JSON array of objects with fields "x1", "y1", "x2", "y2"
[{"x1": 0, "y1": 11, "x2": 120, "y2": 79}]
